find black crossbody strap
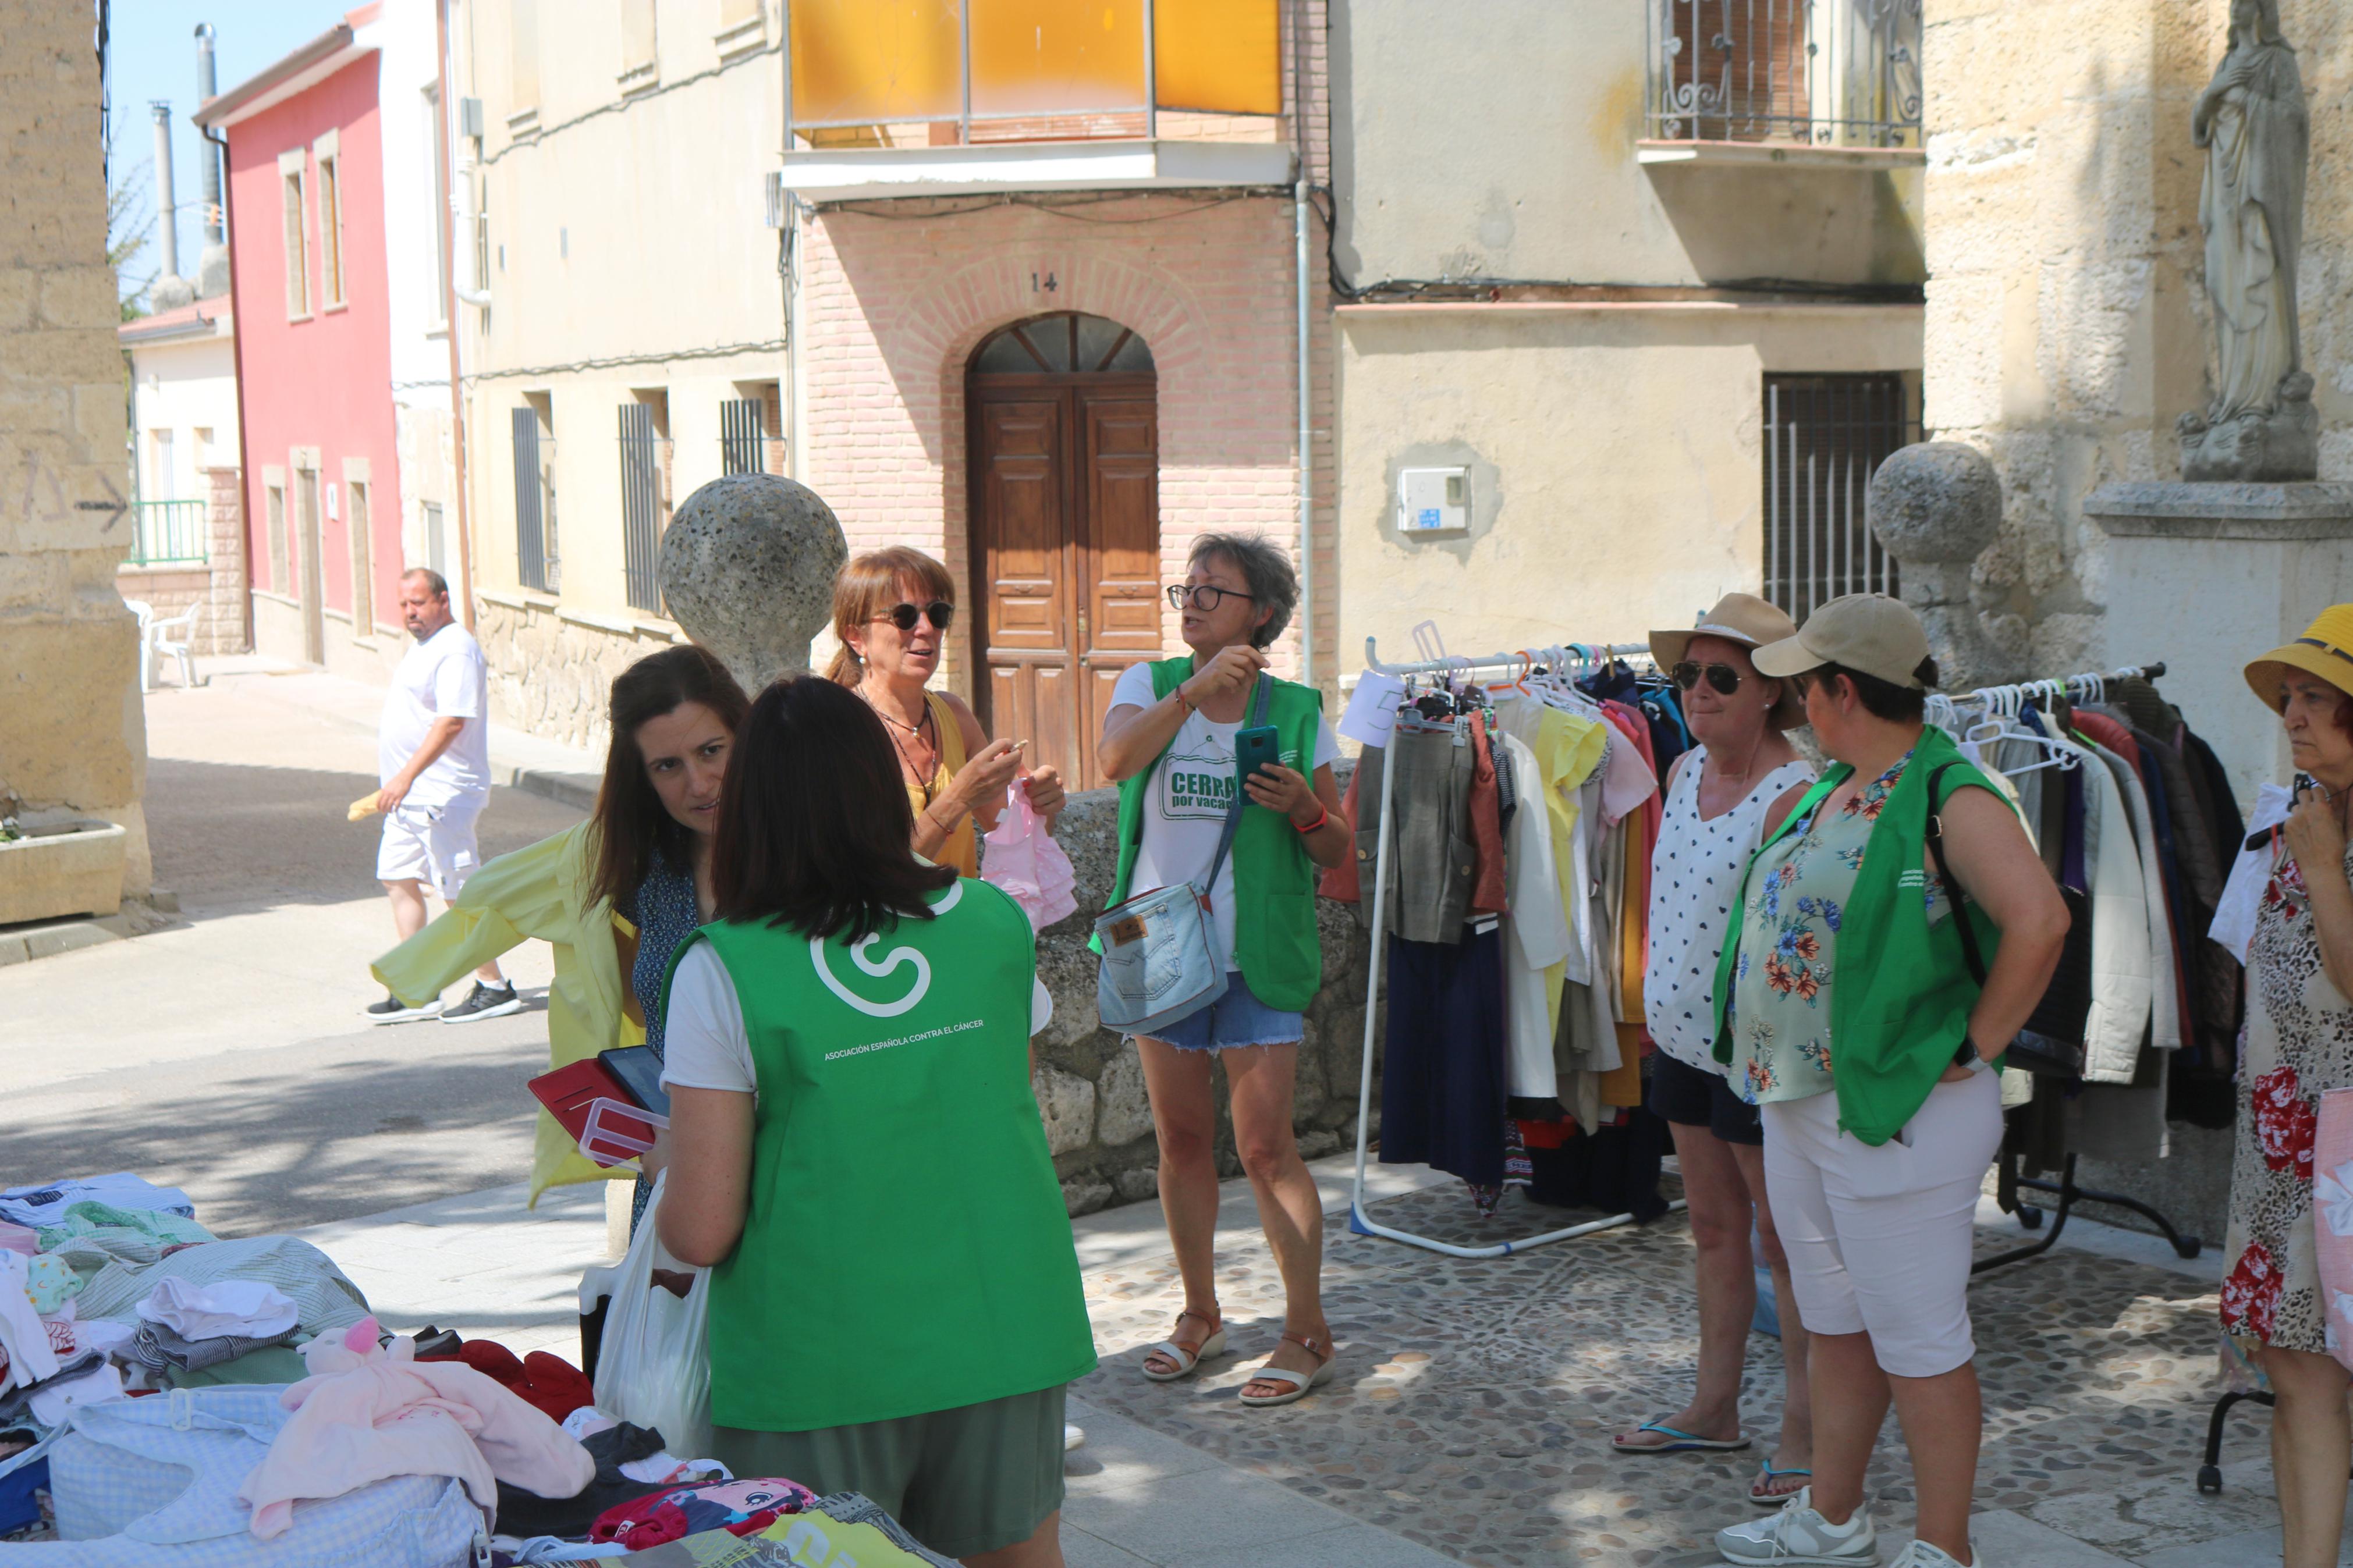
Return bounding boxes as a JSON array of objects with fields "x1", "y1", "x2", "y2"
[{"x1": 1924, "y1": 760, "x2": 1988, "y2": 987}]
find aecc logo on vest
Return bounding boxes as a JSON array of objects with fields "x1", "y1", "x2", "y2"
[{"x1": 807, "y1": 883, "x2": 961, "y2": 1018}]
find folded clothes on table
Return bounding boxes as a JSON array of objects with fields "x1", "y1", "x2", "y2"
[
  {"x1": 137, "y1": 1277, "x2": 299, "y2": 1341},
  {"x1": 0, "y1": 1173, "x2": 194, "y2": 1231},
  {"x1": 127, "y1": 1317, "x2": 299, "y2": 1374},
  {"x1": 73, "y1": 1235, "x2": 368, "y2": 1337}
]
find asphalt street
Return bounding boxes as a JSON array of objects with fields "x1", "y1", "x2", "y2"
[{"x1": 5, "y1": 670, "x2": 587, "y2": 1235}]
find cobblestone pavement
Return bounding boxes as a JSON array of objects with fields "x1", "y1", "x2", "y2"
[{"x1": 1073, "y1": 1177, "x2": 2299, "y2": 1567}]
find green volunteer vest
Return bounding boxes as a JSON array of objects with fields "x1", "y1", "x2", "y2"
[
  {"x1": 672, "y1": 878, "x2": 1096, "y2": 1432},
  {"x1": 1709, "y1": 724, "x2": 2009, "y2": 1146},
  {"x1": 1098, "y1": 655, "x2": 1327, "y2": 1012}
]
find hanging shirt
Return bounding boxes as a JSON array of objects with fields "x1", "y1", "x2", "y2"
[
  {"x1": 1499, "y1": 733, "x2": 1574, "y2": 1098},
  {"x1": 1108, "y1": 662, "x2": 1340, "y2": 972}
]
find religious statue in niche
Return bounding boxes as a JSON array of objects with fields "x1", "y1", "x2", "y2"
[{"x1": 2180, "y1": 0, "x2": 2314, "y2": 482}]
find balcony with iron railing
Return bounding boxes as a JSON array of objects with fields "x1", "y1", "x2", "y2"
[
  {"x1": 124, "y1": 500, "x2": 209, "y2": 567},
  {"x1": 1640, "y1": 0, "x2": 1922, "y2": 169},
  {"x1": 779, "y1": 0, "x2": 1297, "y2": 201}
]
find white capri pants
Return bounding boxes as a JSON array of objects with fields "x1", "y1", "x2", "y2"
[
  {"x1": 1761, "y1": 1066, "x2": 2002, "y2": 1378},
  {"x1": 376, "y1": 795, "x2": 486, "y2": 904}
]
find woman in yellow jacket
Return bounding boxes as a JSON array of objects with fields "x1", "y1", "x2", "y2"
[{"x1": 374, "y1": 645, "x2": 749, "y2": 1206}]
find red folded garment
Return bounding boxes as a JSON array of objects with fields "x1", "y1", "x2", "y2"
[{"x1": 420, "y1": 1341, "x2": 595, "y2": 1423}]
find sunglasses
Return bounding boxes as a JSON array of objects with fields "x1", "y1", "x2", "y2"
[
  {"x1": 1166, "y1": 584, "x2": 1257, "y2": 612},
  {"x1": 1671, "y1": 660, "x2": 1745, "y2": 696},
  {"x1": 874, "y1": 601, "x2": 954, "y2": 632}
]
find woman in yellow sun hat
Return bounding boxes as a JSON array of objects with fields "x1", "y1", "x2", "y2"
[{"x1": 2223, "y1": 604, "x2": 2353, "y2": 1568}]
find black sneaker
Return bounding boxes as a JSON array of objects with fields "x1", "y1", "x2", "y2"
[
  {"x1": 365, "y1": 991, "x2": 441, "y2": 1025},
  {"x1": 440, "y1": 982, "x2": 525, "y2": 1023}
]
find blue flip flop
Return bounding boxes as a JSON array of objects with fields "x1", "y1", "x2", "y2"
[
  {"x1": 1612, "y1": 1418, "x2": 1754, "y2": 1455},
  {"x1": 1748, "y1": 1462, "x2": 1813, "y2": 1505}
]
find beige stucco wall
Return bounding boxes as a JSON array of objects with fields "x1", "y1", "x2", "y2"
[
  {"x1": 1, "y1": 5, "x2": 150, "y2": 897},
  {"x1": 1330, "y1": 0, "x2": 1925, "y2": 290},
  {"x1": 1333, "y1": 303, "x2": 1922, "y2": 665},
  {"x1": 1923, "y1": 0, "x2": 2353, "y2": 671},
  {"x1": 456, "y1": 0, "x2": 784, "y2": 733}
]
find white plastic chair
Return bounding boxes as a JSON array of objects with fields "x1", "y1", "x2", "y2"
[{"x1": 123, "y1": 598, "x2": 200, "y2": 692}]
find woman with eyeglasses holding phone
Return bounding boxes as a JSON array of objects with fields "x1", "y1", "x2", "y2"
[
  {"x1": 827, "y1": 547, "x2": 1064, "y2": 875},
  {"x1": 1096, "y1": 533, "x2": 1350, "y2": 1408},
  {"x1": 1614, "y1": 594, "x2": 1818, "y2": 1504}
]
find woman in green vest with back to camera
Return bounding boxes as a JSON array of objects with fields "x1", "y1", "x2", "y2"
[
  {"x1": 657, "y1": 676, "x2": 1094, "y2": 1568},
  {"x1": 1708, "y1": 596, "x2": 2068, "y2": 1568},
  {"x1": 1096, "y1": 532, "x2": 1350, "y2": 1407}
]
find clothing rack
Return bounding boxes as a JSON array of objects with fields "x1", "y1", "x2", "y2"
[
  {"x1": 1347, "y1": 634, "x2": 1686, "y2": 1258},
  {"x1": 1936, "y1": 659, "x2": 2204, "y2": 1275}
]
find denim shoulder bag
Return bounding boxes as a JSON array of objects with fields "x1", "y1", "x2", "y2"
[{"x1": 1094, "y1": 674, "x2": 1270, "y2": 1037}]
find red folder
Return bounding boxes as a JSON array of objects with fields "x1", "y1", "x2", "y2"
[{"x1": 527, "y1": 1058, "x2": 638, "y2": 1146}]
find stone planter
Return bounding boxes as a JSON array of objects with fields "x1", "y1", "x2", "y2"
[{"x1": 0, "y1": 820, "x2": 127, "y2": 925}]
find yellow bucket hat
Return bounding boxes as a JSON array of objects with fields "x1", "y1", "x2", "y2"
[{"x1": 2245, "y1": 605, "x2": 2353, "y2": 712}]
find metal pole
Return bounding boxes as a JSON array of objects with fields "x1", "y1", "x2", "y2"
[
  {"x1": 779, "y1": 0, "x2": 794, "y2": 145},
  {"x1": 436, "y1": 0, "x2": 477, "y2": 630},
  {"x1": 150, "y1": 104, "x2": 180, "y2": 286},
  {"x1": 959, "y1": 0, "x2": 972, "y2": 144},
  {"x1": 1142, "y1": 0, "x2": 1156, "y2": 139},
  {"x1": 1296, "y1": 180, "x2": 1312, "y2": 689}
]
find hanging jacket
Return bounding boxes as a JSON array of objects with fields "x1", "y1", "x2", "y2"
[{"x1": 1710, "y1": 726, "x2": 2011, "y2": 1146}]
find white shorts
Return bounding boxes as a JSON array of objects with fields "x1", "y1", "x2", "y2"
[
  {"x1": 1761, "y1": 1067, "x2": 2003, "y2": 1378},
  {"x1": 376, "y1": 795, "x2": 485, "y2": 902}
]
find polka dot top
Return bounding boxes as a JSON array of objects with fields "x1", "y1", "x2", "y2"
[{"x1": 1643, "y1": 747, "x2": 1817, "y2": 1071}]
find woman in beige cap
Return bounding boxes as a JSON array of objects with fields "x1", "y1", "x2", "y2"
[
  {"x1": 2222, "y1": 606, "x2": 2353, "y2": 1568},
  {"x1": 1710, "y1": 594, "x2": 2067, "y2": 1568},
  {"x1": 1613, "y1": 594, "x2": 1818, "y2": 1506}
]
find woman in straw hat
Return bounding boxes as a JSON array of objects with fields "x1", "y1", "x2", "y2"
[
  {"x1": 1613, "y1": 594, "x2": 1819, "y2": 1506},
  {"x1": 2223, "y1": 607, "x2": 2353, "y2": 1568},
  {"x1": 1709, "y1": 594, "x2": 2067, "y2": 1568}
]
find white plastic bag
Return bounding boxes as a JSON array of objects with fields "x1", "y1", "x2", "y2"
[
  {"x1": 591, "y1": 1169, "x2": 711, "y2": 1457},
  {"x1": 981, "y1": 781, "x2": 1077, "y2": 931}
]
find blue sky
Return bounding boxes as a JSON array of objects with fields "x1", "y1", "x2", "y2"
[{"x1": 108, "y1": 0, "x2": 347, "y2": 301}]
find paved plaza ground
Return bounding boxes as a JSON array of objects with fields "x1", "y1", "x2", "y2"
[{"x1": 9, "y1": 666, "x2": 2338, "y2": 1564}]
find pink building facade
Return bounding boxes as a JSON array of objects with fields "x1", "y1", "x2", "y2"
[{"x1": 197, "y1": 6, "x2": 420, "y2": 678}]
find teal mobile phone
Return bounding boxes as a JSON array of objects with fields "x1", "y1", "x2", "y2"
[{"x1": 1234, "y1": 725, "x2": 1282, "y2": 799}]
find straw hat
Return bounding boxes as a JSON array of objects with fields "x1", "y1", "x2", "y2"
[
  {"x1": 1649, "y1": 592, "x2": 1807, "y2": 731},
  {"x1": 2244, "y1": 605, "x2": 2353, "y2": 712}
]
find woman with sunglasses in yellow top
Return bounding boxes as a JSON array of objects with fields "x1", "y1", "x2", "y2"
[{"x1": 826, "y1": 548, "x2": 1065, "y2": 876}]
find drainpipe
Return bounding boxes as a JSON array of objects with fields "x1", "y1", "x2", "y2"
[
  {"x1": 1295, "y1": 180, "x2": 1312, "y2": 690},
  {"x1": 202, "y1": 112, "x2": 255, "y2": 652},
  {"x1": 437, "y1": 0, "x2": 477, "y2": 630}
]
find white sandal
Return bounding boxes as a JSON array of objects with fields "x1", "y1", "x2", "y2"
[
  {"x1": 1237, "y1": 1332, "x2": 1336, "y2": 1407},
  {"x1": 1141, "y1": 1308, "x2": 1226, "y2": 1383}
]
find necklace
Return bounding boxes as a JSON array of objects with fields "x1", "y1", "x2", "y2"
[{"x1": 862, "y1": 685, "x2": 938, "y2": 804}]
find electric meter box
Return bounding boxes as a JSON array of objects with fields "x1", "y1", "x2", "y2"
[{"x1": 1396, "y1": 467, "x2": 1471, "y2": 535}]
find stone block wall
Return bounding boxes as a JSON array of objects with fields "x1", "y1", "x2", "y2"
[
  {"x1": 1922, "y1": 0, "x2": 2353, "y2": 674},
  {"x1": 1028, "y1": 769, "x2": 1378, "y2": 1217},
  {"x1": 0, "y1": 6, "x2": 149, "y2": 895},
  {"x1": 476, "y1": 588, "x2": 683, "y2": 754}
]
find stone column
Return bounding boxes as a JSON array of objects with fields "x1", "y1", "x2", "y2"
[{"x1": 201, "y1": 464, "x2": 250, "y2": 656}]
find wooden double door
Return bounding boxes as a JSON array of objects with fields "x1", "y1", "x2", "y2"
[{"x1": 968, "y1": 372, "x2": 1159, "y2": 794}]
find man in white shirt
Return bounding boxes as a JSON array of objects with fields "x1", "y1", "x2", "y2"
[{"x1": 365, "y1": 570, "x2": 520, "y2": 1024}]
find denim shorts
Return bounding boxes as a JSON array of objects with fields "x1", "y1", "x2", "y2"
[{"x1": 1131, "y1": 971, "x2": 1304, "y2": 1053}]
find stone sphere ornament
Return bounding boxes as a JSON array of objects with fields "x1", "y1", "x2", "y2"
[
  {"x1": 1867, "y1": 442, "x2": 2022, "y2": 691},
  {"x1": 658, "y1": 474, "x2": 849, "y2": 694}
]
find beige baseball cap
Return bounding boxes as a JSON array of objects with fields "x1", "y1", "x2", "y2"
[{"x1": 1751, "y1": 593, "x2": 1934, "y2": 691}]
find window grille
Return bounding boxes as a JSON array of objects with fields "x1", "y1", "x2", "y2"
[
  {"x1": 719, "y1": 397, "x2": 765, "y2": 477},
  {"x1": 513, "y1": 407, "x2": 551, "y2": 592},
  {"x1": 1762, "y1": 373, "x2": 1914, "y2": 623},
  {"x1": 619, "y1": 403, "x2": 668, "y2": 613}
]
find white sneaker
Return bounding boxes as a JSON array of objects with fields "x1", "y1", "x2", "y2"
[
  {"x1": 1063, "y1": 1423, "x2": 1085, "y2": 1452},
  {"x1": 1716, "y1": 1487, "x2": 1880, "y2": 1565},
  {"x1": 1889, "y1": 1542, "x2": 1980, "y2": 1567}
]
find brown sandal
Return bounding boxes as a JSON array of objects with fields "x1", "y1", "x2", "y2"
[{"x1": 1141, "y1": 1307, "x2": 1226, "y2": 1382}]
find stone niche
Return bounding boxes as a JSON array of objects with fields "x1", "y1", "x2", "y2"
[
  {"x1": 2085, "y1": 481, "x2": 2353, "y2": 808},
  {"x1": 1033, "y1": 770, "x2": 1377, "y2": 1216}
]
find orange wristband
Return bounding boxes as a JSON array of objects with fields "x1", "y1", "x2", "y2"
[{"x1": 1293, "y1": 806, "x2": 1330, "y2": 835}]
